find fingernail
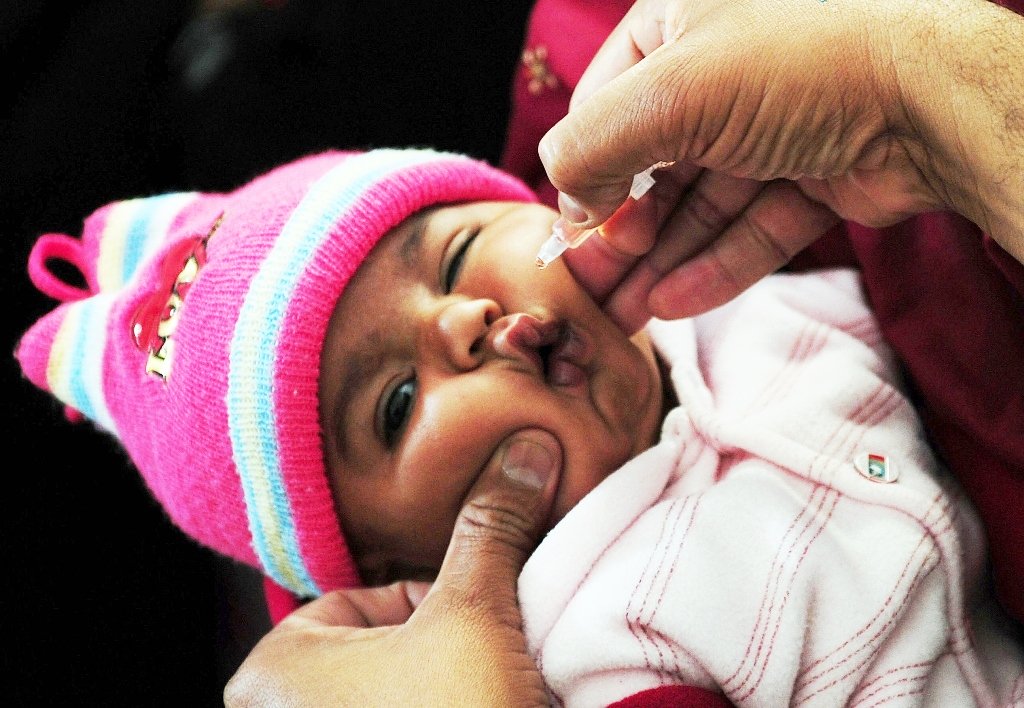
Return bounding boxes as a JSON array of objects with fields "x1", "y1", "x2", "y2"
[
  {"x1": 502, "y1": 439, "x2": 555, "y2": 490},
  {"x1": 557, "y1": 192, "x2": 590, "y2": 226}
]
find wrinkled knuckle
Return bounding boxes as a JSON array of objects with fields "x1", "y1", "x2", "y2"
[
  {"x1": 682, "y1": 188, "x2": 731, "y2": 234},
  {"x1": 649, "y1": 70, "x2": 693, "y2": 161},
  {"x1": 458, "y1": 497, "x2": 534, "y2": 554},
  {"x1": 649, "y1": 45, "x2": 708, "y2": 161},
  {"x1": 741, "y1": 211, "x2": 796, "y2": 265},
  {"x1": 708, "y1": 245, "x2": 748, "y2": 294}
]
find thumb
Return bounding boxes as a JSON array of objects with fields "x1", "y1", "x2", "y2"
[
  {"x1": 538, "y1": 40, "x2": 701, "y2": 229},
  {"x1": 425, "y1": 429, "x2": 561, "y2": 622}
]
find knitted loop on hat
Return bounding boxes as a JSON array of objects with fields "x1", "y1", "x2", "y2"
[
  {"x1": 16, "y1": 148, "x2": 537, "y2": 597},
  {"x1": 28, "y1": 234, "x2": 90, "y2": 303}
]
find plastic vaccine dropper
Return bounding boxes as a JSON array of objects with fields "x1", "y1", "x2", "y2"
[{"x1": 535, "y1": 162, "x2": 673, "y2": 269}]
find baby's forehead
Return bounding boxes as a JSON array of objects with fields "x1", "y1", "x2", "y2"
[
  {"x1": 355, "y1": 200, "x2": 491, "y2": 273},
  {"x1": 329, "y1": 199, "x2": 536, "y2": 330},
  {"x1": 322, "y1": 209, "x2": 436, "y2": 356},
  {"x1": 321, "y1": 199, "x2": 524, "y2": 393},
  {"x1": 359, "y1": 204, "x2": 454, "y2": 273},
  {"x1": 394, "y1": 209, "x2": 433, "y2": 267},
  {"x1": 344, "y1": 208, "x2": 433, "y2": 284},
  {"x1": 399, "y1": 200, "x2": 512, "y2": 234}
]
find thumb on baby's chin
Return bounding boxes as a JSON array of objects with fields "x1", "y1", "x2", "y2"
[{"x1": 427, "y1": 429, "x2": 562, "y2": 615}]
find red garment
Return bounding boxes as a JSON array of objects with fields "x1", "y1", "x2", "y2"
[
  {"x1": 501, "y1": 0, "x2": 1024, "y2": 633},
  {"x1": 263, "y1": 575, "x2": 302, "y2": 623},
  {"x1": 608, "y1": 685, "x2": 732, "y2": 708}
]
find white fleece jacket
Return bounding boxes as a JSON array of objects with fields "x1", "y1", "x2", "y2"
[{"x1": 519, "y1": 269, "x2": 1024, "y2": 708}]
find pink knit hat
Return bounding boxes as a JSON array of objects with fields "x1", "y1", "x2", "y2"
[{"x1": 16, "y1": 149, "x2": 537, "y2": 597}]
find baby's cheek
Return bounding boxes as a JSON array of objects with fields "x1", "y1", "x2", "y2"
[
  {"x1": 597, "y1": 360, "x2": 653, "y2": 428},
  {"x1": 411, "y1": 383, "x2": 520, "y2": 470},
  {"x1": 549, "y1": 440, "x2": 624, "y2": 525}
]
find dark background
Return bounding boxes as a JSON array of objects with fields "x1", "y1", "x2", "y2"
[{"x1": 2, "y1": 1, "x2": 533, "y2": 704}]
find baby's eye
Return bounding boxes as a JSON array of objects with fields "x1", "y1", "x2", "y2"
[
  {"x1": 378, "y1": 377, "x2": 416, "y2": 447},
  {"x1": 443, "y1": 228, "x2": 479, "y2": 292}
]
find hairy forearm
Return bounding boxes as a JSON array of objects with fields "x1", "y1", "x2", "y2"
[{"x1": 892, "y1": 0, "x2": 1024, "y2": 260}]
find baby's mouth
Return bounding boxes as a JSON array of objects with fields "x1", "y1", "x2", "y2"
[
  {"x1": 542, "y1": 326, "x2": 586, "y2": 388},
  {"x1": 492, "y1": 314, "x2": 587, "y2": 387},
  {"x1": 538, "y1": 342, "x2": 555, "y2": 378}
]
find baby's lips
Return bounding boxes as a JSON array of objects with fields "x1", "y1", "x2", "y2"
[
  {"x1": 546, "y1": 357, "x2": 586, "y2": 387},
  {"x1": 491, "y1": 313, "x2": 559, "y2": 360}
]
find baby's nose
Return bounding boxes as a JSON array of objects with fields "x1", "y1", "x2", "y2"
[{"x1": 433, "y1": 298, "x2": 502, "y2": 371}]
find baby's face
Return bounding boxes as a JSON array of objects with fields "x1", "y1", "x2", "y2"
[{"x1": 319, "y1": 201, "x2": 664, "y2": 583}]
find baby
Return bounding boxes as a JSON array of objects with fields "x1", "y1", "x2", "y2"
[
  {"x1": 16, "y1": 148, "x2": 653, "y2": 593},
  {"x1": 17, "y1": 149, "x2": 1023, "y2": 706}
]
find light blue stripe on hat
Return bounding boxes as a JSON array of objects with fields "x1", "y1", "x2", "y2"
[
  {"x1": 228, "y1": 149, "x2": 450, "y2": 595},
  {"x1": 121, "y1": 193, "x2": 199, "y2": 286},
  {"x1": 53, "y1": 294, "x2": 118, "y2": 436}
]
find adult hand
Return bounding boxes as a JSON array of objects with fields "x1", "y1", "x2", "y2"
[
  {"x1": 223, "y1": 429, "x2": 561, "y2": 707},
  {"x1": 539, "y1": 0, "x2": 1024, "y2": 333}
]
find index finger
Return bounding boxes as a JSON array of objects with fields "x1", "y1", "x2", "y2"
[{"x1": 646, "y1": 180, "x2": 840, "y2": 320}]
